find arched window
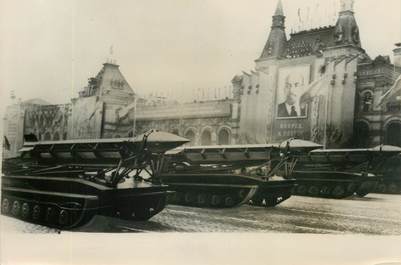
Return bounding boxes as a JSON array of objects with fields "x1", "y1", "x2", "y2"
[
  {"x1": 184, "y1": 130, "x2": 196, "y2": 146},
  {"x1": 53, "y1": 132, "x2": 60, "y2": 141},
  {"x1": 218, "y1": 128, "x2": 230, "y2": 145},
  {"x1": 361, "y1": 91, "x2": 373, "y2": 112},
  {"x1": 44, "y1": 132, "x2": 51, "y2": 141},
  {"x1": 201, "y1": 130, "x2": 212, "y2": 146},
  {"x1": 385, "y1": 122, "x2": 401, "y2": 147},
  {"x1": 353, "y1": 121, "x2": 370, "y2": 148},
  {"x1": 387, "y1": 102, "x2": 401, "y2": 113}
]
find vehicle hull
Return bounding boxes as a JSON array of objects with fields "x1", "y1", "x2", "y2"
[
  {"x1": 1, "y1": 175, "x2": 169, "y2": 229},
  {"x1": 290, "y1": 171, "x2": 379, "y2": 199},
  {"x1": 161, "y1": 173, "x2": 296, "y2": 208}
]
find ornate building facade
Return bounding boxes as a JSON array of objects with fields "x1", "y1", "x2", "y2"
[
  {"x1": 232, "y1": 0, "x2": 401, "y2": 147},
  {"x1": 3, "y1": 0, "x2": 401, "y2": 158}
]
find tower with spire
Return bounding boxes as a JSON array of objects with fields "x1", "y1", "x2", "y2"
[
  {"x1": 259, "y1": 0, "x2": 287, "y2": 60},
  {"x1": 233, "y1": 0, "x2": 372, "y2": 147},
  {"x1": 334, "y1": 0, "x2": 361, "y2": 47}
]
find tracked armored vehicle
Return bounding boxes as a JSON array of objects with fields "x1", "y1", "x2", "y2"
[
  {"x1": 371, "y1": 146, "x2": 401, "y2": 194},
  {"x1": 161, "y1": 141, "x2": 320, "y2": 208},
  {"x1": 288, "y1": 142, "x2": 401, "y2": 198},
  {"x1": 1, "y1": 131, "x2": 188, "y2": 229}
]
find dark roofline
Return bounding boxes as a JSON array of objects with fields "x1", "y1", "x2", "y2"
[
  {"x1": 22, "y1": 98, "x2": 51, "y2": 105},
  {"x1": 290, "y1": 25, "x2": 335, "y2": 37},
  {"x1": 103, "y1": 62, "x2": 120, "y2": 68},
  {"x1": 357, "y1": 54, "x2": 401, "y2": 72}
]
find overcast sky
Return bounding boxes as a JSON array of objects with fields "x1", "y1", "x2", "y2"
[{"x1": 0, "y1": 0, "x2": 400, "y2": 110}]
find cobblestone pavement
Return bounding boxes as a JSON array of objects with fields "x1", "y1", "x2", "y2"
[{"x1": 2, "y1": 194, "x2": 401, "y2": 234}]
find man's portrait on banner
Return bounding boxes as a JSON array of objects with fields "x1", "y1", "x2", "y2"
[{"x1": 277, "y1": 65, "x2": 310, "y2": 119}]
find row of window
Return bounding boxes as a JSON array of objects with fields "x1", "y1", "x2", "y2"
[
  {"x1": 183, "y1": 128, "x2": 231, "y2": 146},
  {"x1": 359, "y1": 91, "x2": 401, "y2": 113},
  {"x1": 354, "y1": 121, "x2": 401, "y2": 147},
  {"x1": 38, "y1": 131, "x2": 68, "y2": 141}
]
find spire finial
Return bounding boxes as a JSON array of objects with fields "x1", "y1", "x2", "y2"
[
  {"x1": 259, "y1": 0, "x2": 287, "y2": 60},
  {"x1": 274, "y1": 0, "x2": 284, "y2": 16},
  {"x1": 340, "y1": 0, "x2": 354, "y2": 12},
  {"x1": 334, "y1": 0, "x2": 360, "y2": 47},
  {"x1": 10, "y1": 90, "x2": 16, "y2": 100},
  {"x1": 107, "y1": 45, "x2": 117, "y2": 64}
]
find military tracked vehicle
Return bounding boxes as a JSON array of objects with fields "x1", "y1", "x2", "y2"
[
  {"x1": 1, "y1": 131, "x2": 188, "y2": 229},
  {"x1": 288, "y1": 142, "x2": 401, "y2": 198},
  {"x1": 161, "y1": 140, "x2": 321, "y2": 208},
  {"x1": 371, "y1": 146, "x2": 401, "y2": 194}
]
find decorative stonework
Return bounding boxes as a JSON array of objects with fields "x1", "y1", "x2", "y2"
[
  {"x1": 69, "y1": 97, "x2": 103, "y2": 139},
  {"x1": 310, "y1": 96, "x2": 321, "y2": 142},
  {"x1": 24, "y1": 104, "x2": 71, "y2": 141}
]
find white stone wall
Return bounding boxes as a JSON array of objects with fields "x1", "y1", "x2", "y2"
[
  {"x1": 135, "y1": 100, "x2": 232, "y2": 121},
  {"x1": 68, "y1": 97, "x2": 103, "y2": 139}
]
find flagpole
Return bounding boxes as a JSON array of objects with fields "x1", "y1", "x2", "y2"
[{"x1": 133, "y1": 96, "x2": 137, "y2": 137}]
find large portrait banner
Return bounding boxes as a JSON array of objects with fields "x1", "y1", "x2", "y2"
[
  {"x1": 276, "y1": 65, "x2": 311, "y2": 119},
  {"x1": 273, "y1": 65, "x2": 311, "y2": 141}
]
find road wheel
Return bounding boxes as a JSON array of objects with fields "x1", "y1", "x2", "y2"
[
  {"x1": 21, "y1": 202, "x2": 30, "y2": 219},
  {"x1": 11, "y1": 201, "x2": 21, "y2": 216},
  {"x1": 347, "y1": 183, "x2": 357, "y2": 193},
  {"x1": 376, "y1": 183, "x2": 386, "y2": 193},
  {"x1": 210, "y1": 195, "x2": 222, "y2": 207},
  {"x1": 265, "y1": 197, "x2": 278, "y2": 207},
  {"x1": 166, "y1": 192, "x2": 177, "y2": 204},
  {"x1": 223, "y1": 195, "x2": 235, "y2": 207},
  {"x1": 387, "y1": 183, "x2": 400, "y2": 194},
  {"x1": 296, "y1": 184, "x2": 307, "y2": 195},
  {"x1": 184, "y1": 192, "x2": 196, "y2": 204},
  {"x1": 196, "y1": 193, "x2": 208, "y2": 207},
  {"x1": 238, "y1": 189, "x2": 248, "y2": 199},
  {"x1": 134, "y1": 208, "x2": 152, "y2": 221},
  {"x1": 356, "y1": 190, "x2": 369, "y2": 197},
  {"x1": 46, "y1": 207, "x2": 56, "y2": 223},
  {"x1": 175, "y1": 192, "x2": 184, "y2": 204},
  {"x1": 59, "y1": 210, "x2": 70, "y2": 226},
  {"x1": 32, "y1": 205, "x2": 41, "y2": 220},
  {"x1": 320, "y1": 185, "x2": 331, "y2": 196},
  {"x1": 307, "y1": 185, "x2": 320, "y2": 196},
  {"x1": 1, "y1": 198, "x2": 10, "y2": 214},
  {"x1": 331, "y1": 185, "x2": 346, "y2": 199},
  {"x1": 250, "y1": 197, "x2": 264, "y2": 206}
]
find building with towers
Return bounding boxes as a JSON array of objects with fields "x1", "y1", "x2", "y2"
[
  {"x1": 3, "y1": 0, "x2": 401, "y2": 158},
  {"x1": 232, "y1": 0, "x2": 400, "y2": 147}
]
